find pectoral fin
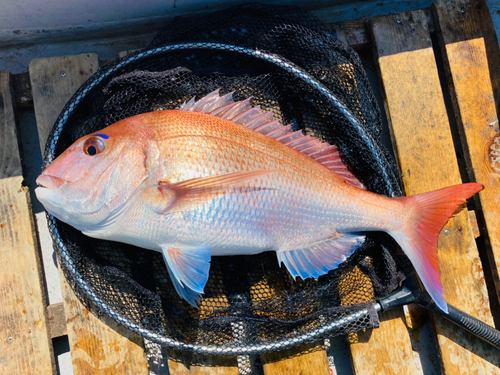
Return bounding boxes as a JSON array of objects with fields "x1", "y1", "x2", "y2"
[
  {"x1": 277, "y1": 234, "x2": 365, "y2": 280},
  {"x1": 161, "y1": 245, "x2": 212, "y2": 307},
  {"x1": 155, "y1": 170, "x2": 278, "y2": 214}
]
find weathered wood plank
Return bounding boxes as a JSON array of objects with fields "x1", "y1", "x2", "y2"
[
  {"x1": 468, "y1": 210, "x2": 480, "y2": 239},
  {"x1": 433, "y1": 0, "x2": 500, "y2": 319},
  {"x1": 261, "y1": 341, "x2": 330, "y2": 375},
  {"x1": 167, "y1": 274, "x2": 327, "y2": 374},
  {"x1": 30, "y1": 55, "x2": 150, "y2": 375},
  {"x1": 328, "y1": 20, "x2": 369, "y2": 50},
  {"x1": 0, "y1": 71, "x2": 56, "y2": 374},
  {"x1": 333, "y1": 14, "x2": 424, "y2": 374},
  {"x1": 29, "y1": 53, "x2": 89, "y2": 336},
  {"x1": 29, "y1": 53, "x2": 99, "y2": 153},
  {"x1": 371, "y1": 9, "x2": 500, "y2": 374},
  {"x1": 60, "y1": 270, "x2": 149, "y2": 374},
  {"x1": 350, "y1": 309, "x2": 419, "y2": 375},
  {"x1": 167, "y1": 350, "x2": 240, "y2": 375},
  {"x1": 165, "y1": 330, "x2": 240, "y2": 373},
  {"x1": 164, "y1": 290, "x2": 238, "y2": 373}
]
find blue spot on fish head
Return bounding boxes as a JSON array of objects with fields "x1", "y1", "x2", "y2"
[{"x1": 93, "y1": 133, "x2": 110, "y2": 139}]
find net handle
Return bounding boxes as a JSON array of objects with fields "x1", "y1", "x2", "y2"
[{"x1": 377, "y1": 281, "x2": 500, "y2": 350}]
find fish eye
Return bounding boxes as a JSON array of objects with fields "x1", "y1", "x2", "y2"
[{"x1": 83, "y1": 136, "x2": 106, "y2": 156}]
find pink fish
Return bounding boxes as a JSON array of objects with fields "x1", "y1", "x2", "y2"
[{"x1": 35, "y1": 90, "x2": 483, "y2": 311}]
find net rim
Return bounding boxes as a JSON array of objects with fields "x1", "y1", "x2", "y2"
[{"x1": 45, "y1": 43, "x2": 399, "y2": 353}]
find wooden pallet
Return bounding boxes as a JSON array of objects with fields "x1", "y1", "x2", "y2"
[{"x1": 1, "y1": 0, "x2": 500, "y2": 373}]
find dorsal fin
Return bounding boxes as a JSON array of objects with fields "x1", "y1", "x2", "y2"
[{"x1": 180, "y1": 90, "x2": 365, "y2": 189}]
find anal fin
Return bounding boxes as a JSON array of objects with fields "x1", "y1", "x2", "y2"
[
  {"x1": 161, "y1": 245, "x2": 212, "y2": 307},
  {"x1": 277, "y1": 234, "x2": 365, "y2": 280}
]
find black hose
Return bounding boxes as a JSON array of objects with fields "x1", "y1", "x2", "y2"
[
  {"x1": 423, "y1": 297, "x2": 500, "y2": 350},
  {"x1": 377, "y1": 282, "x2": 500, "y2": 350}
]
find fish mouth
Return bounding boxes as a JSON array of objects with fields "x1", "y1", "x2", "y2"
[{"x1": 36, "y1": 174, "x2": 67, "y2": 190}]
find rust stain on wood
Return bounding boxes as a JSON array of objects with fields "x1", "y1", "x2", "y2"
[{"x1": 47, "y1": 302, "x2": 67, "y2": 338}]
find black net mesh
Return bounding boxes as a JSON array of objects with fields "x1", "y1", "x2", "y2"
[{"x1": 44, "y1": 4, "x2": 408, "y2": 354}]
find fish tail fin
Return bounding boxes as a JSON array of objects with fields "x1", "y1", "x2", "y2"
[{"x1": 391, "y1": 183, "x2": 483, "y2": 313}]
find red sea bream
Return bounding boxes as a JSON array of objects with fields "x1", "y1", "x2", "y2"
[{"x1": 35, "y1": 90, "x2": 483, "y2": 311}]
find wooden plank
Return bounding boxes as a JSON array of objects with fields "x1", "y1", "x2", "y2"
[
  {"x1": 60, "y1": 271, "x2": 149, "y2": 374},
  {"x1": 166, "y1": 350, "x2": 239, "y2": 375},
  {"x1": 371, "y1": 9, "x2": 500, "y2": 374},
  {"x1": 350, "y1": 309, "x2": 419, "y2": 375},
  {"x1": 30, "y1": 55, "x2": 150, "y2": 375},
  {"x1": 29, "y1": 53, "x2": 99, "y2": 153},
  {"x1": 433, "y1": 0, "x2": 500, "y2": 316},
  {"x1": 165, "y1": 277, "x2": 325, "y2": 375},
  {"x1": 328, "y1": 20, "x2": 370, "y2": 50},
  {"x1": 468, "y1": 210, "x2": 480, "y2": 239},
  {"x1": 261, "y1": 342, "x2": 330, "y2": 375},
  {"x1": 0, "y1": 71, "x2": 56, "y2": 374},
  {"x1": 0, "y1": 71, "x2": 22, "y2": 179},
  {"x1": 28, "y1": 55, "x2": 87, "y2": 345},
  {"x1": 166, "y1": 336, "x2": 240, "y2": 373}
]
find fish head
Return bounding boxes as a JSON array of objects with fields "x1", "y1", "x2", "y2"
[{"x1": 35, "y1": 127, "x2": 148, "y2": 232}]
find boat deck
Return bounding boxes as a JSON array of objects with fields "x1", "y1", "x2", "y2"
[{"x1": 1, "y1": 0, "x2": 500, "y2": 374}]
